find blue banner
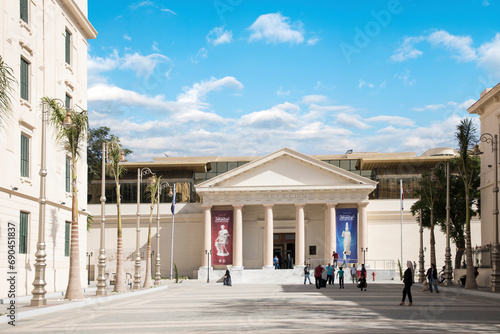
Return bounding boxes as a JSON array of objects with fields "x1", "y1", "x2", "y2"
[{"x1": 336, "y1": 208, "x2": 358, "y2": 265}]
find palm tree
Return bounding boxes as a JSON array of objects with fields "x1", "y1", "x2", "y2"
[
  {"x1": 44, "y1": 97, "x2": 88, "y2": 300},
  {"x1": 106, "y1": 138, "x2": 127, "y2": 292},
  {"x1": 455, "y1": 118, "x2": 479, "y2": 289},
  {"x1": 0, "y1": 55, "x2": 16, "y2": 128},
  {"x1": 143, "y1": 175, "x2": 159, "y2": 288}
]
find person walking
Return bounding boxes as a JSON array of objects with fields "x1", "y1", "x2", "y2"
[
  {"x1": 273, "y1": 255, "x2": 279, "y2": 269},
  {"x1": 400, "y1": 261, "x2": 414, "y2": 306},
  {"x1": 304, "y1": 264, "x2": 312, "y2": 284},
  {"x1": 314, "y1": 264, "x2": 325, "y2": 289},
  {"x1": 350, "y1": 264, "x2": 358, "y2": 284},
  {"x1": 360, "y1": 263, "x2": 366, "y2": 279},
  {"x1": 326, "y1": 263, "x2": 334, "y2": 285},
  {"x1": 223, "y1": 266, "x2": 232, "y2": 286},
  {"x1": 337, "y1": 266, "x2": 345, "y2": 289},
  {"x1": 332, "y1": 251, "x2": 339, "y2": 267},
  {"x1": 287, "y1": 254, "x2": 292, "y2": 269},
  {"x1": 427, "y1": 263, "x2": 440, "y2": 293}
]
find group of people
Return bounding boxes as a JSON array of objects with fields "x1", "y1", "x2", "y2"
[
  {"x1": 304, "y1": 263, "x2": 367, "y2": 291},
  {"x1": 273, "y1": 254, "x2": 293, "y2": 270}
]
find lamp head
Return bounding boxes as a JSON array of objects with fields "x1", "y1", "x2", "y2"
[{"x1": 63, "y1": 111, "x2": 73, "y2": 130}]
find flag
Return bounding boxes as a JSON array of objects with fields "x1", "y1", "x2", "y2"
[
  {"x1": 400, "y1": 180, "x2": 404, "y2": 210},
  {"x1": 171, "y1": 183, "x2": 176, "y2": 215}
]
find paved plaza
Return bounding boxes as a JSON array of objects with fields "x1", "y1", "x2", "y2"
[{"x1": 2, "y1": 281, "x2": 500, "y2": 333}]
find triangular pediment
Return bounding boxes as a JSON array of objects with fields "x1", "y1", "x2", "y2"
[{"x1": 196, "y1": 148, "x2": 377, "y2": 192}]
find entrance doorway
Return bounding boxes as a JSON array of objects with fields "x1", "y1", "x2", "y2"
[{"x1": 273, "y1": 233, "x2": 295, "y2": 269}]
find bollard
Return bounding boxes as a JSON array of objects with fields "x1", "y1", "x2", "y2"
[{"x1": 372, "y1": 271, "x2": 375, "y2": 281}]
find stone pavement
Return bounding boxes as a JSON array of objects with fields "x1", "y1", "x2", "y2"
[{"x1": 1, "y1": 280, "x2": 500, "y2": 333}]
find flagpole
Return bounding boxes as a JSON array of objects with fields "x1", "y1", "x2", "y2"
[
  {"x1": 400, "y1": 179, "x2": 403, "y2": 269},
  {"x1": 170, "y1": 183, "x2": 176, "y2": 280}
]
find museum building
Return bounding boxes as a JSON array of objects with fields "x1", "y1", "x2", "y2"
[{"x1": 87, "y1": 147, "x2": 481, "y2": 284}]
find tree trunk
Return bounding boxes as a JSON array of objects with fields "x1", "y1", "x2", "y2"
[
  {"x1": 114, "y1": 184, "x2": 127, "y2": 292},
  {"x1": 65, "y1": 167, "x2": 83, "y2": 299},
  {"x1": 465, "y1": 192, "x2": 478, "y2": 289},
  {"x1": 143, "y1": 207, "x2": 154, "y2": 288},
  {"x1": 430, "y1": 205, "x2": 436, "y2": 267}
]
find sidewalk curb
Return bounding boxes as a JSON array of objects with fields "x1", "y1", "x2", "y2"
[{"x1": 0, "y1": 285, "x2": 168, "y2": 323}]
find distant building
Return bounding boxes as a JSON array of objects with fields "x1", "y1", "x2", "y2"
[
  {"x1": 0, "y1": 0, "x2": 96, "y2": 297},
  {"x1": 87, "y1": 147, "x2": 480, "y2": 283}
]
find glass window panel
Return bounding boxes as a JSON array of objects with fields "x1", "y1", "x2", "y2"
[
  {"x1": 20, "y1": 58, "x2": 29, "y2": 101},
  {"x1": 20, "y1": 0, "x2": 28, "y2": 24},
  {"x1": 19, "y1": 212, "x2": 28, "y2": 254},
  {"x1": 65, "y1": 29, "x2": 71, "y2": 64},
  {"x1": 20, "y1": 134, "x2": 29, "y2": 177}
]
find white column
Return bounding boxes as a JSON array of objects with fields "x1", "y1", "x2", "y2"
[
  {"x1": 295, "y1": 204, "x2": 305, "y2": 266},
  {"x1": 326, "y1": 203, "x2": 337, "y2": 262},
  {"x1": 263, "y1": 204, "x2": 274, "y2": 269},
  {"x1": 233, "y1": 205, "x2": 243, "y2": 269},
  {"x1": 201, "y1": 205, "x2": 212, "y2": 268},
  {"x1": 358, "y1": 202, "x2": 369, "y2": 263}
]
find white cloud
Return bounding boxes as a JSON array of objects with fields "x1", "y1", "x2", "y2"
[
  {"x1": 191, "y1": 48, "x2": 208, "y2": 64},
  {"x1": 120, "y1": 53, "x2": 170, "y2": 77},
  {"x1": 307, "y1": 38, "x2": 320, "y2": 46},
  {"x1": 129, "y1": 1, "x2": 153, "y2": 10},
  {"x1": 335, "y1": 113, "x2": 371, "y2": 130},
  {"x1": 428, "y1": 30, "x2": 477, "y2": 62},
  {"x1": 358, "y1": 79, "x2": 374, "y2": 89},
  {"x1": 483, "y1": 0, "x2": 490, "y2": 6},
  {"x1": 207, "y1": 26, "x2": 233, "y2": 46},
  {"x1": 367, "y1": 115, "x2": 416, "y2": 127},
  {"x1": 301, "y1": 95, "x2": 328, "y2": 104},
  {"x1": 240, "y1": 102, "x2": 300, "y2": 129},
  {"x1": 123, "y1": 34, "x2": 132, "y2": 41},
  {"x1": 390, "y1": 36, "x2": 425, "y2": 62},
  {"x1": 277, "y1": 87, "x2": 290, "y2": 96},
  {"x1": 89, "y1": 76, "x2": 243, "y2": 123},
  {"x1": 177, "y1": 76, "x2": 243, "y2": 104},
  {"x1": 478, "y1": 33, "x2": 500, "y2": 78},
  {"x1": 248, "y1": 13, "x2": 305, "y2": 44},
  {"x1": 458, "y1": 98, "x2": 476, "y2": 110},
  {"x1": 87, "y1": 51, "x2": 120, "y2": 73},
  {"x1": 411, "y1": 104, "x2": 446, "y2": 112},
  {"x1": 161, "y1": 8, "x2": 176, "y2": 14},
  {"x1": 394, "y1": 68, "x2": 415, "y2": 87}
]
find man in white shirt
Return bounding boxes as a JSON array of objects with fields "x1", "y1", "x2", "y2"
[{"x1": 350, "y1": 264, "x2": 358, "y2": 284}]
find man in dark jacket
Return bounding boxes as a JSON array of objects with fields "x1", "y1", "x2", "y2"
[{"x1": 427, "y1": 263, "x2": 439, "y2": 293}]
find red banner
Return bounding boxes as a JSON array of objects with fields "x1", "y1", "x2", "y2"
[{"x1": 211, "y1": 210, "x2": 233, "y2": 265}]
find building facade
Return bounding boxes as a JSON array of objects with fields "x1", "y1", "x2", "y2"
[
  {"x1": 0, "y1": 0, "x2": 96, "y2": 298},
  {"x1": 87, "y1": 147, "x2": 481, "y2": 284},
  {"x1": 468, "y1": 82, "x2": 500, "y2": 286}
]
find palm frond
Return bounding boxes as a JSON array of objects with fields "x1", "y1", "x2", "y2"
[{"x1": 0, "y1": 56, "x2": 17, "y2": 128}]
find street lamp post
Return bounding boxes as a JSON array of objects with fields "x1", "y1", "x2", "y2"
[
  {"x1": 31, "y1": 99, "x2": 73, "y2": 306},
  {"x1": 96, "y1": 143, "x2": 107, "y2": 296},
  {"x1": 151, "y1": 250, "x2": 155, "y2": 277},
  {"x1": 205, "y1": 249, "x2": 212, "y2": 283},
  {"x1": 361, "y1": 247, "x2": 368, "y2": 264},
  {"x1": 87, "y1": 252, "x2": 93, "y2": 285},
  {"x1": 155, "y1": 181, "x2": 172, "y2": 285},
  {"x1": 434, "y1": 161, "x2": 453, "y2": 286},
  {"x1": 478, "y1": 133, "x2": 500, "y2": 292},
  {"x1": 419, "y1": 207, "x2": 425, "y2": 284},
  {"x1": 134, "y1": 167, "x2": 154, "y2": 289}
]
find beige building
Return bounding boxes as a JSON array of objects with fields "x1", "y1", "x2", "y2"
[
  {"x1": 468, "y1": 82, "x2": 500, "y2": 287},
  {"x1": 0, "y1": 0, "x2": 96, "y2": 298},
  {"x1": 87, "y1": 147, "x2": 481, "y2": 284}
]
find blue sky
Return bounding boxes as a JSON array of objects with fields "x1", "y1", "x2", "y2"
[{"x1": 87, "y1": 0, "x2": 500, "y2": 161}]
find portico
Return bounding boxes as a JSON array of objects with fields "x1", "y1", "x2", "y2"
[{"x1": 195, "y1": 148, "x2": 377, "y2": 282}]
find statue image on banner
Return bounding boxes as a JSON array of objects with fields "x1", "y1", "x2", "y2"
[
  {"x1": 215, "y1": 224, "x2": 230, "y2": 256},
  {"x1": 342, "y1": 222, "x2": 351, "y2": 256}
]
